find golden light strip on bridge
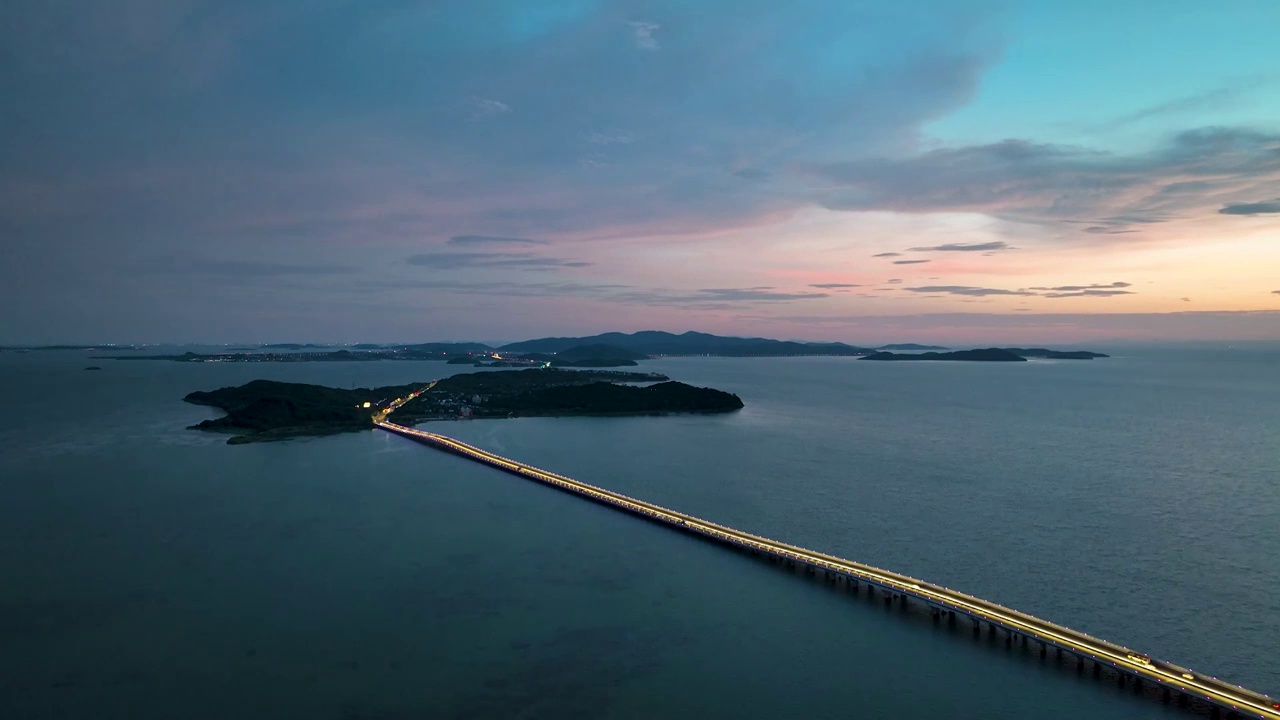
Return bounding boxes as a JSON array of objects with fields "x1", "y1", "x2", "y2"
[{"x1": 377, "y1": 416, "x2": 1280, "y2": 720}]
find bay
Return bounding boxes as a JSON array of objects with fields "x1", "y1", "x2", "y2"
[{"x1": 2, "y1": 348, "x2": 1276, "y2": 719}]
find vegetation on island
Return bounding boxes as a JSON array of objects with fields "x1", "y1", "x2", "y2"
[
  {"x1": 86, "y1": 332, "x2": 1108, "y2": 364},
  {"x1": 1001, "y1": 348, "x2": 1110, "y2": 359},
  {"x1": 184, "y1": 379, "x2": 421, "y2": 444},
  {"x1": 861, "y1": 349, "x2": 1028, "y2": 362},
  {"x1": 861, "y1": 347, "x2": 1109, "y2": 361},
  {"x1": 185, "y1": 368, "x2": 739, "y2": 444},
  {"x1": 499, "y1": 330, "x2": 870, "y2": 357},
  {"x1": 394, "y1": 368, "x2": 740, "y2": 422}
]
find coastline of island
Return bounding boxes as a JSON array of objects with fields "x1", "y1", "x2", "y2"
[
  {"x1": 185, "y1": 368, "x2": 740, "y2": 444},
  {"x1": 82, "y1": 331, "x2": 1109, "y2": 365},
  {"x1": 862, "y1": 348, "x2": 1109, "y2": 362}
]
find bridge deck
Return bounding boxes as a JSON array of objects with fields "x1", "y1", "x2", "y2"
[{"x1": 376, "y1": 416, "x2": 1279, "y2": 720}]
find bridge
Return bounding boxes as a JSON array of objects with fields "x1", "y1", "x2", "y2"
[{"x1": 376, "y1": 394, "x2": 1278, "y2": 720}]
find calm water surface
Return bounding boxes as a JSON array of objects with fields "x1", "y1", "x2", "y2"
[{"x1": 2, "y1": 348, "x2": 1277, "y2": 719}]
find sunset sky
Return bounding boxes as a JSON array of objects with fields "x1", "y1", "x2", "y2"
[{"x1": 3, "y1": 0, "x2": 1278, "y2": 344}]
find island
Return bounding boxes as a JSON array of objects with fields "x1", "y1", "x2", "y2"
[
  {"x1": 861, "y1": 347, "x2": 1109, "y2": 362},
  {"x1": 184, "y1": 368, "x2": 739, "y2": 444},
  {"x1": 1001, "y1": 348, "x2": 1110, "y2": 359},
  {"x1": 393, "y1": 368, "x2": 738, "y2": 422},
  {"x1": 184, "y1": 379, "x2": 421, "y2": 444},
  {"x1": 498, "y1": 330, "x2": 871, "y2": 357},
  {"x1": 96, "y1": 332, "x2": 1096, "y2": 364},
  {"x1": 875, "y1": 343, "x2": 949, "y2": 351},
  {"x1": 861, "y1": 349, "x2": 1028, "y2": 362}
]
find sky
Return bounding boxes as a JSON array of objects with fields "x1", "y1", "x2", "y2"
[{"x1": 2, "y1": 0, "x2": 1279, "y2": 345}]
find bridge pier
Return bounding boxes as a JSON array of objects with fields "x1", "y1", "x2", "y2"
[
  {"x1": 1133, "y1": 677, "x2": 1142, "y2": 693},
  {"x1": 1117, "y1": 673, "x2": 1126, "y2": 688},
  {"x1": 1057, "y1": 647, "x2": 1063, "y2": 661},
  {"x1": 1076, "y1": 656, "x2": 1084, "y2": 672},
  {"x1": 1005, "y1": 631, "x2": 1013, "y2": 648},
  {"x1": 1092, "y1": 662, "x2": 1101, "y2": 678},
  {"x1": 988, "y1": 624, "x2": 996, "y2": 639},
  {"x1": 1038, "y1": 641, "x2": 1046, "y2": 659},
  {"x1": 1162, "y1": 688, "x2": 1170, "y2": 703}
]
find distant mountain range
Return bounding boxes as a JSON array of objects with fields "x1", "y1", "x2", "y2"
[
  {"x1": 498, "y1": 331, "x2": 875, "y2": 357},
  {"x1": 56, "y1": 331, "x2": 1113, "y2": 363},
  {"x1": 875, "y1": 343, "x2": 948, "y2": 351}
]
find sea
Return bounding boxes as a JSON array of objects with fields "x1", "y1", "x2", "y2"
[{"x1": 1, "y1": 347, "x2": 1277, "y2": 719}]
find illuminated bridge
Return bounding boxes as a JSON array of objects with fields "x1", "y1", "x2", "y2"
[{"x1": 376, "y1": 393, "x2": 1278, "y2": 720}]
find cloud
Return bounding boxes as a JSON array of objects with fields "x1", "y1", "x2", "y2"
[
  {"x1": 905, "y1": 285, "x2": 1036, "y2": 297},
  {"x1": 1040, "y1": 289, "x2": 1135, "y2": 298},
  {"x1": 587, "y1": 129, "x2": 635, "y2": 145},
  {"x1": 1091, "y1": 79, "x2": 1277, "y2": 132},
  {"x1": 447, "y1": 235, "x2": 549, "y2": 246},
  {"x1": 466, "y1": 96, "x2": 511, "y2": 119},
  {"x1": 905, "y1": 281, "x2": 1137, "y2": 298},
  {"x1": 1180, "y1": 297, "x2": 1191, "y2": 302},
  {"x1": 406, "y1": 252, "x2": 590, "y2": 269},
  {"x1": 809, "y1": 283, "x2": 862, "y2": 289},
  {"x1": 893, "y1": 259, "x2": 931, "y2": 265},
  {"x1": 1273, "y1": 290, "x2": 1280, "y2": 296},
  {"x1": 907, "y1": 241, "x2": 1011, "y2": 252},
  {"x1": 886, "y1": 279, "x2": 903, "y2": 284},
  {"x1": 628, "y1": 21, "x2": 661, "y2": 50},
  {"x1": 873, "y1": 252, "x2": 903, "y2": 258},
  {"x1": 814, "y1": 128, "x2": 1280, "y2": 232},
  {"x1": 0, "y1": 1, "x2": 1003, "y2": 263},
  {"x1": 1218, "y1": 199, "x2": 1280, "y2": 215},
  {"x1": 375, "y1": 279, "x2": 827, "y2": 307},
  {"x1": 697, "y1": 287, "x2": 828, "y2": 301},
  {"x1": 140, "y1": 258, "x2": 354, "y2": 277},
  {"x1": 1082, "y1": 226, "x2": 1140, "y2": 234},
  {"x1": 1029, "y1": 282, "x2": 1132, "y2": 291}
]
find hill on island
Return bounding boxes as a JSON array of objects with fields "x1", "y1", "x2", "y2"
[
  {"x1": 555, "y1": 343, "x2": 648, "y2": 361},
  {"x1": 396, "y1": 368, "x2": 742, "y2": 421},
  {"x1": 1002, "y1": 348, "x2": 1109, "y2": 359},
  {"x1": 876, "y1": 343, "x2": 948, "y2": 351},
  {"x1": 511, "y1": 343, "x2": 648, "y2": 367},
  {"x1": 862, "y1": 347, "x2": 1109, "y2": 362},
  {"x1": 500, "y1": 330, "x2": 869, "y2": 357},
  {"x1": 862, "y1": 349, "x2": 1027, "y2": 362},
  {"x1": 184, "y1": 369, "x2": 741, "y2": 443},
  {"x1": 184, "y1": 379, "x2": 422, "y2": 443}
]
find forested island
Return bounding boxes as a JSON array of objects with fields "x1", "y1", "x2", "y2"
[
  {"x1": 86, "y1": 333, "x2": 1107, "y2": 364},
  {"x1": 185, "y1": 368, "x2": 740, "y2": 444},
  {"x1": 861, "y1": 347, "x2": 1109, "y2": 362},
  {"x1": 1001, "y1": 348, "x2": 1109, "y2": 359},
  {"x1": 184, "y1": 380, "x2": 419, "y2": 444},
  {"x1": 862, "y1": 349, "x2": 1027, "y2": 362},
  {"x1": 393, "y1": 368, "x2": 741, "y2": 422}
]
